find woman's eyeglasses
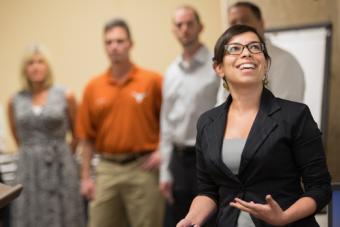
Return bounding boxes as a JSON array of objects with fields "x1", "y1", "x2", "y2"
[{"x1": 224, "y1": 42, "x2": 265, "y2": 55}]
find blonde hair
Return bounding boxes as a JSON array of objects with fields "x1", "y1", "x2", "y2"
[{"x1": 20, "y1": 44, "x2": 54, "y2": 91}]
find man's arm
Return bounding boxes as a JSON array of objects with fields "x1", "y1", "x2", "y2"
[
  {"x1": 140, "y1": 74, "x2": 163, "y2": 171},
  {"x1": 159, "y1": 73, "x2": 175, "y2": 203}
]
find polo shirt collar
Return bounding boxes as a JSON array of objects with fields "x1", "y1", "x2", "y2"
[{"x1": 105, "y1": 64, "x2": 137, "y2": 85}]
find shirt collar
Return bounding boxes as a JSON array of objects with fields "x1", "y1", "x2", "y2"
[
  {"x1": 177, "y1": 45, "x2": 210, "y2": 70},
  {"x1": 105, "y1": 64, "x2": 137, "y2": 85}
]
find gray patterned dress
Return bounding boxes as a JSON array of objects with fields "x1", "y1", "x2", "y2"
[{"x1": 11, "y1": 86, "x2": 84, "y2": 227}]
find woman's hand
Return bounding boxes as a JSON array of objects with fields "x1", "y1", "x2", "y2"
[
  {"x1": 176, "y1": 218, "x2": 200, "y2": 227},
  {"x1": 230, "y1": 194, "x2": 288, "y2": 226}
]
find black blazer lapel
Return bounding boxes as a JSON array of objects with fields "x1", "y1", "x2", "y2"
[
  {"x1": 205, "y1": 96, "x2": 240, "y2": 181},
  {"x1": 238, "y1": 88, "x2": 280, "y2": 176}
]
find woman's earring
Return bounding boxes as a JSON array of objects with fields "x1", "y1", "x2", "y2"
[
  {"x1": 263, "y1": 73, "x2": 269, "y2": 86},
  {"x1": 222, "y1": 78, "x2": 229, "y2": 90}
]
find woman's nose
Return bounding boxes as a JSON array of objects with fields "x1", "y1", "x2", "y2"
[{"x1": 240, "y1": 46, "x2": 252, "y2": 57}]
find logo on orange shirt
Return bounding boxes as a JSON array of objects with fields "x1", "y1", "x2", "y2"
[{"x1": 131, "y1": 92, "x2": 146, "y2": 103}]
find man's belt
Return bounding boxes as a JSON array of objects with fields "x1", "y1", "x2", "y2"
[
  {"x1": 99, "y1": 151, "x2": 151, "y2": 165},
  {"x1": 173, "y1": 144, "x2": 196, "y2": 156}
]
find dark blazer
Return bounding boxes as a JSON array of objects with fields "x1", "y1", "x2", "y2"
[{"x1": 196, "y1": 88, "x2": 331, "y2": 227}]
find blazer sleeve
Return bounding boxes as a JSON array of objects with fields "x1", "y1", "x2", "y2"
[
  {"x1": 196, "y1": 115, "x2": 219, "y2": 204},
  {"x1": 292, "y1": 105, "x2": 331, "y2": 212}
]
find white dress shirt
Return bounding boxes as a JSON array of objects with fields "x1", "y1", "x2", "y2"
[{"x1": 160, "y1": 45, "x2": 220, "y2": 183}]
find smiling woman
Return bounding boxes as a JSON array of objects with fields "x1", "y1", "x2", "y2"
[
  {"x1": 176, "y1": 25, "x2": 331, "y2": 227},
  {"x1": 212, "y1": 25, "x2": 271, "y2": 92}
]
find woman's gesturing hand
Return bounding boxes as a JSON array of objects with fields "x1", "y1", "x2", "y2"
[{"x1": 230, "y1": 194, "x2": 288, "y2": 226}]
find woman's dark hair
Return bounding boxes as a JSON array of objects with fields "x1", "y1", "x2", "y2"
[{"x1": 212, "y1": 24, "x2": 271, "y2": 66}]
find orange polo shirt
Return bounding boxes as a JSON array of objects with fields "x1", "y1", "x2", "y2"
[{"x1": 77, "y1": 65, "x2": 162, "y2": 154}]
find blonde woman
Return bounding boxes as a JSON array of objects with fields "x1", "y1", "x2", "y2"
[{"x1": 8, "y1": 44, "x2": 84, "y2": 227}]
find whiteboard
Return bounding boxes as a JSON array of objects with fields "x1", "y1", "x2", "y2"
[{"x1": 266, "y1": 24, "x2": 332, "y2": 133}]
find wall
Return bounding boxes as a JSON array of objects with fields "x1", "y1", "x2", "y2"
[
  {"x1": 222, "y1": 0, "x2": 340, "y2": 181},
  {"x1": 2, "y1": 0, "x2": 339, "y2": 181},
  {"x1": 0, "y1": 0, "x2": 222, "y2": 151}
]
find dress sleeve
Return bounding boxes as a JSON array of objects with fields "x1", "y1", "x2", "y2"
[{"x1": 292, "y1": 105, "x2": 331, "y2": 212}]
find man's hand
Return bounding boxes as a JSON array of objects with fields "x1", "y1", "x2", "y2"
[
  {"x1": 80, "y1": 177, "x2": 95, "y2": 201},
  {"x1": 140, "y1": 150, "x2": 161, "y2": 170},
  {"x1": 159, "y1": 181, "x2": 174, "y2": 204}
]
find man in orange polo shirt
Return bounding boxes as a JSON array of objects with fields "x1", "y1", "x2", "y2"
[{"x1": 77, "y1": 18, "x2": 164, "y2": 227}]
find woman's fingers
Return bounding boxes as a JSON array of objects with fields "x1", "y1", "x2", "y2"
[
  {"x1": 265, "y1": 194, "x2": 279, "y2": 209},
  {"x1": 230, "y1": 195, "x2": 285, "y2": 226},
  {"x1": 234, "y1": 198, "x2": 257, "y2": 208},
  {"x1": 230, "y1": 200, "x2": 256, "y2": 214},
  {"x1": 230, "y1": 197, "x2": 271, "y2": 217}
]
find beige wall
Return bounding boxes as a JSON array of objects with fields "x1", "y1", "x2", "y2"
[
  {"x1": 0, "y1": 0, "x2": 222, "y2": 151},
  {"x1": 2, "y1": 0, "x2": 339, "y2": 181},
  {"x1": 223, "y1": 0, "x2": 340, "y2": 181}
]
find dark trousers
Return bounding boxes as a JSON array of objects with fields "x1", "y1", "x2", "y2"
[
  {"x1": 0, "y1": 174, "x2": 10, "y2": 227},
  {"x1": 0, "y1": 206, "x2": 9, "y2": 227},
  {"x1": 168, "y1": 146, "x2": 216, "y2": 227}
]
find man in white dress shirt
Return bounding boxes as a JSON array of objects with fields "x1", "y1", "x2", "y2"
[
  {"x1": 216, "y1": 1, "x2": 305, "y2": 104},
  {"x1": 159, "y1": 5, "x2": 220, "y2": 225}
]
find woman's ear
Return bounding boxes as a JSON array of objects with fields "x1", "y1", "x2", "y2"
[{"x1": 213, "y1": 62, "x2": 225, "y2": 79}]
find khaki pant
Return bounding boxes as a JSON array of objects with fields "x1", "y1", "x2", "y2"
[{"x1": 88, "y1": 158, "x2": 164, "y2": 227}]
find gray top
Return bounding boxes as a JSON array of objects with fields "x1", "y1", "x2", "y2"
[
  {"x1": 222, "y1": 139, "x2": 255, "y2": 227},
  {"x1": 159, "y1": 45, "x2": 220, "y2": 183},
  {"x1": 222, "y1": 139, "x2": 246, "y2": 175}
]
